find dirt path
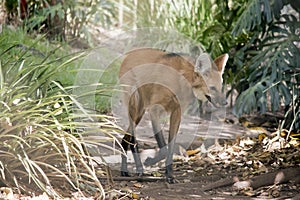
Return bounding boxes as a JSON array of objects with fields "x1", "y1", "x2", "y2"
[
  {"x1": 106, "y1": 161, "x2": 300, "y2": 200},
  {"x1": 99, "y1": 110, "x2": 300, "y2": 199},
  {"x1": 4, "y1": 110, "x2": 295, "y2": 199}
]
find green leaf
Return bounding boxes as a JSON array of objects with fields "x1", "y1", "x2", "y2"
[{"x1": 232, "y1": 0, "x2": 272, "y2": 36}]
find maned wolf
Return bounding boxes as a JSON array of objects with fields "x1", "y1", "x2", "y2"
[{"x1": 119, "y1": 48, "x2": 228, "y2": 183}]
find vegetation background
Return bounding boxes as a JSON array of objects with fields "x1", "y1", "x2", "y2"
[{"x1": 0, "y1": 0, "x2": 299, "y2": 198}]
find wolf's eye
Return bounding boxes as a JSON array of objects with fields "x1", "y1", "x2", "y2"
[{"x1": 210, "y1": 86, "x2": 217, "y2": 91}]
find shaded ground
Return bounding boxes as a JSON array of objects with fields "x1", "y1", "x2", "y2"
[
  {"x1": 1, "y1": 108, "x2": 298, "y2": 199},
  {"x1": 101, "y1": 110, "x2": 300, "y2": 200},
  {"x1": 107, "y1": 173, "x2": 299, "y2": 200},
  {"x1": 105, "y1": 145, "x2": 300, "y2": 200}
]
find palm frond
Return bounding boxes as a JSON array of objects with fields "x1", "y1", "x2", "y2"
[
  {"x1": 232, "y1": 0, "x2": 272, "y2": 36},
  {"x1": 234, "y1": 10, "x2": 300, "y2": 118}
]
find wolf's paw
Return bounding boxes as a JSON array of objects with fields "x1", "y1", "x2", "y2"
[
  {"x1": 166, "y1": 176, "x2": 178, "y2": 184},
  {"x1": 121, "y1": 171, "x2": 130, "y2": 177}
]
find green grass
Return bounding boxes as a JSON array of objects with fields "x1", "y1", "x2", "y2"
[
  {"x1": 0, "y1": 26, "x2": 80, "y2": 85},
  {"x1": 0, "y1": 26, "x2": 120, "y2": 198},
  {"x1": 95, "y1": 59, "x2": 121, "y2": 113}
]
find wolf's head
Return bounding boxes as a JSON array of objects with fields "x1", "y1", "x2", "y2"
[{"x1": 191, "y1": 53, "x2": 229, "y2": 107}]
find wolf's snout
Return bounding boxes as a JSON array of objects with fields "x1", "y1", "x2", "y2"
[{"x1": 205, "y1": 95, "x2": 227, "y2": 107}]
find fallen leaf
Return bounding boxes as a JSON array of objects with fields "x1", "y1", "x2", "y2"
[
  {"x1": 186, "y1": 149, "x2": 200, "y2": 156},
  {"x1": 271, "y1": 189, "x2": 280, "y2": 198},
  {"x1": 133, "y1": 183, "x2": 143, "y2": 188},
  {"x1": 248, "y1": 127, "x2": 268, "y2": 134},
  {"x1": 152, "y1": 171, "x2": 162, "y2": 177},
  {"x1": 0, "y1": 187, "x2": 14, "y2": 200},
  {"x1": 132, "y1": 192, "x2": 139, "y2": 199}
]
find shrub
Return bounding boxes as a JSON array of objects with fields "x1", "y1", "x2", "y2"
[{"x1": 0, "y1": 27, "x2": 119, "y2": 198}]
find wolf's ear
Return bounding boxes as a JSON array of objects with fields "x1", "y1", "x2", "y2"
[
  {"x1": 214, "y1": 54, "x2": 229, "y2": 74},
  {"x1": 195, "y1": 53, "x2": 212, "y2": 74}
]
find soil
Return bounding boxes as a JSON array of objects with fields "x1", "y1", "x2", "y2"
[
  {"x1": 105, "y1": 160, "x2": 300, "y2": 200},
  {"x1": 100, "y1": 111, "x2": 300, "y2": 200}
]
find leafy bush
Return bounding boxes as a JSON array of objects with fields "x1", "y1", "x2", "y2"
[
  {"x1": 231, "y1": 0, "x2": 300, "y2": 130},
  {"x1": 63, "y1": 0, "x2": 116, "y2": 41},
  {"x1": 5, "y1": 0, "x2": 117, "y2": 42},
  {"x1": 0, "y1": 27, "x2": 119, "y2": 198}
]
